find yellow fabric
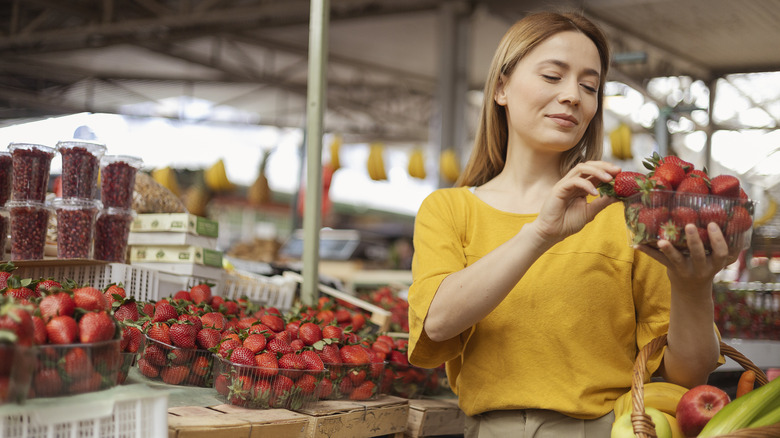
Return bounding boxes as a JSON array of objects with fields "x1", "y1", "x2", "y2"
[{"x1": 408, "y1": 187, "x2": 674, "y2": 419}]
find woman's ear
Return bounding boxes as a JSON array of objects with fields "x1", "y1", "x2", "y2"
[{"x1": 494, "y1": 75, "x2": 508, "y2": 106}]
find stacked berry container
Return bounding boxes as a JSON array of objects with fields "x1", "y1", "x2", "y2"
[
  {"x1": 94, "y1": 155, "x2": 142, "y2": 263},
  {"x1": 54, "y1": 140, "x2": 107, "y2": 260},
  {"x1": 0, "y1": 151, "x2": 12, "y2": 256},
  {"x1": 6, "y1": 143, "x2": 56, "y2": 260}
]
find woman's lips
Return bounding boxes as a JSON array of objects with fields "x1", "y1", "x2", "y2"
[{"x1": 548, "y1": 113, "x2": 578, "y2": 128}]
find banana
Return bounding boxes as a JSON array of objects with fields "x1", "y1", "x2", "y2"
[
  {"x1": 368, "y1": 142, "x2": 387, "y2": 181},
  {"x1": 621, "y1": 123, "x2": 633, "y2": 159},
  {"x1": 754, "y1": 194, "x2": 777, "y2": 227},
  {"x1": 408, "y1": 147, "x2": 426, "y2": 179},
  {"x1": 367, "y1": 145, "x2": 377, "y2": 180},
  {"x1": 329, "y1": 135, "x2": 342, "y2": 171},
  {"x1": 440, "y1": 148, "x2": 460, "y2": 183},
  {"x1": 151, "y1": 166, "x2": 181, "y2": 196},
  {"x1": 612, "y1": 381, "x2": 689, "y2": 419},
  {"x1": 610, "y1": 123, "x2": 632, "y2": 160},
  {"x1": 204, "y1": 159, "x2": 234, "y2": 192},
  {"x1": 662, "y1": 412, "x2": 685, "y2": 438}
]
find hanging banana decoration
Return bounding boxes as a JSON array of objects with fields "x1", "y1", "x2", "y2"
[
  {"x1": 204, "y1": 159, "x2": 235, "y2": 192},
  {"x1": 151, "y1": 166, "x2": 181, "y2": 196},
  {"x1": 609, "y1": 123, "x2": 632, "y2": 160},
  {"x1": 408, "y1": 147, "x2": 426, "y2": 179},
  {"x1": 367, "y1": 142, "x2": 387, "y2": 181},
  {"x1": 753, "y1": 193, "x2": 777, "y2": 227},
  {"x1": 329, "y1": 134, "x2": 342, "y2": 171},
  {"x1": 440, "y1": 148, "x2": 460, "y2": 183}
]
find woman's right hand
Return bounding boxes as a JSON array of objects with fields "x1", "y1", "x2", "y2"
[{"x1": 532, "y1": 160, "x2": 620, "y2": 243}]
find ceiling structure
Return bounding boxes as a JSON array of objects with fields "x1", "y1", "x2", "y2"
[{"x1": 1, "y1": 0, "x2": 780, "y2": 144}]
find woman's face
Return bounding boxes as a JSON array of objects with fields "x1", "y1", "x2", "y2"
[{"x1": 495, "y1": 31, "x2": 601, "y2": 154}]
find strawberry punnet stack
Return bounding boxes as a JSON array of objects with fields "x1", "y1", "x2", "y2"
[{"x1": 600, "y1": 153, "x2": 755, "y2": 253}]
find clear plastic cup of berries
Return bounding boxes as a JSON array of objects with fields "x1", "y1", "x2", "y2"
[
  {"x1": 100, "y1": 155, "x2": 143, "y2": 209},
  {"x1": 7, "y1": 200, "x2": 51, "y2": 261},
  {"x1": 57, "y1": 140, "x2": 107, "y2": 200},
  {"x1": 94, "y1": 207, "x2": 135, "y2": 263},
  {"x1": 0, "y1": 151, "x2": 12, "y2": 206},
  {"x1": 8, "y1": 143, "x2": 56, "y2": 203},
  {"x1": 53, "y1": 198, "x2": 102, "y2": 259}
]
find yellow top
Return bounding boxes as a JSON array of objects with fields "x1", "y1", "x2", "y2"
[{"x1": 407, "y1": 187, "x2": 673, "y2": 419}]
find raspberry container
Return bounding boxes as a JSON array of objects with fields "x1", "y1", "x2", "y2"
[
  {"x1": 622, "y1": 191, "x2": 755, "y2": 254},
  {"x1": 29, "y1": 339, "x2": 122, "y2": 398},
  {"x1": 100, "y1": 155, "x2": 143, "y2": 209},
  {"x1": 320, "y1": 361, "x2": 386, "y2": 401},
  {"x1": 56, "y1": 140, "x2": 107, "y2": 199},
  {"x1": 7, "y1": 200, "x2": 50, "y2": 261},
  {"x1": 93, "y1": 207, "x2": 135, "y2": 263},
  {"x1": 212, "y1": 355, "x2": 326, "y2": 410},
  {"x1": 0, "y1": 344, "x2": 35, "y2": 405},
  {"x1": 0, "y1": 150, "x2": 12, "y2": 206},
  {"x1": 52, "y1": 198, "x2": 101, "y2": 259},
  {"x1": 137, "y1": 335, "x2": 214, "y2": 388},
  {"x1": 7, "y1": 143, "x2": 56, "y2": 203}
]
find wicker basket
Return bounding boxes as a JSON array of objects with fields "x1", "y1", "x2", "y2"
[{"x1": 630, "y1": 334, "x2": 780, "y2": 438}]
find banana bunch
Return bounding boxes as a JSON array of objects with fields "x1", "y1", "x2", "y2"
[
  {"x1": 204, "y1": 159, "x2": 235, "y2": 192},
  {"x1": 329, "y1": 135, "x2": 342, "y2": 171},
  {"x1": 151, "y1": 166, "x2": 181, "y2": 196},
  {"x1": 440, "y1": 148, "x2": 460, "y2": 183},
  {"x1": 408, "y1": 147, "x2": 426, "y2": 179},
  {"x1": 610, "y1": 123, "x2": 632, "y2": 160},
  {"x1": 367, "y1": 142, "x2": 387, "y2": 181},
  {"x1": 612, "y1": 381, "x2": 688, "y2": 419}
]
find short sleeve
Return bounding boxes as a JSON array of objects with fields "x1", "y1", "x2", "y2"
[{"x1": 407, "y1": 190, "x2": 471, "y2": 368}]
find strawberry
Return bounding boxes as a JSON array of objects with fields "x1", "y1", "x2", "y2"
[
  {"x1": 290, "y1": 339, "x2": 305, "y2": 351},
  {"x1": 260, "y1": 313, "x2": 285, "y2": 333},
  {"x1": 216, "y1": 338, "x2": 242, "y2": 359},
  {"x1": 172, "y1": 290, "x2": 192, "y2": 301},
  {"x1": 296, "y1": 373, "x2": 318, "y2": 395},
  {"x1": 191, "y1": 355, "x2": 211, "y2": 377},
  {"x1": 637, "y1": 206, "x2": 669, "y2": 240},
  {"x1": 33, "y1": 368, "x2": 63, "y2": 397},
  {"x1": 229, "y1": 346, "x2": 256, "y2": 366},
  {"x1": 0, "y1": 297, "x2": 34, "y2": 346},
  {"x1": 300, "y1": 350, "x2": 325, "y2": 371},
  {"x1": 285, "y1": 320, "x2": 300, "y2": 338},
  {"x1": 3, "y1": 277, "x2": 37, "y2": 303},
  {"x1": 340, "y1": 344, "x2": 371, "y2": 365},
  {"x1": 214, "y1": 374, "x2": 230, "y2": 396},
  {"x1": 248, "y1": 323, "x2": 272, "y2": 335},
  {"x1": 242, "y1": 333, "x2": 267, "y2": 354},
  {"x1": 152, "y1": 300, "x2": 178, "y2": 323},
  {"x1": 169, "y1": 321, "x2": 198, "y2": 349},
  {"x1": 63, "y1": 347, "x2": 93, "y2": 379},
  {"x1": 255, "y1": 351, "x2": 280, "y2": 377},
  {"x1": 72, "y1": 286, "x2": 110, "y2": 311},
  {"x1": 35, "y1": 279, "x2": 62, "y2": 295},
  {"x1": 688, "y1": 169, "x2": 710, "y2": 184},
  {"x1": 143, "y1": 343, "x2": 168, "y2": 367},
  {"x1": 317, "y1": 377, "x2": 333, "y2": 399},
  {"x1": 113, "y1": 298, "x2": 140, "y2": 322},
  {"x1": 103, "y1": 283, "x2": 126, "y2": 307},
  {"x1": 710, "y1": 174, "x2": 741, "y2": 198},
  {"x1": 676, "y1": 175, "x2": 710, "y2": 195},
  {"x1": 121, "y1": 325, "x2": 143, "y2": 353},
  {"x1": 653, "y1": 162, "x2": 686, "y2": 189},
  {"x1": 0, "y1": 263, "x2": 17, "y2": 290},
  {"x1": 266, "y1": 338, "x2": 295, "y2": 355},
  {"x1": 196, "y1": 327, "x2": 222, "y2": 350},
  {"x1": 189, "y1": 283, "x2": 212, "y2": 305},
  {"x1": 39, "y1": 292, "x2": 76, "y2": 321},
  {"x1": 273, "y1": 330, "x2": 292, "y2": 344},
  {"x1": 272, "y1": 375, "x2": 295, "y2": 396},
  {"x1": 389, "y1": 350, "x2": 409, "y2": 366},
  {"x1": 169, "y1": 348, "x2": 194, "y2": 365},
  {"x1": 140, "y1": 302, "x2": 155, "y2": 318},
  {"x1": 298, "y1": 322, "x2": 322, "y2": 346},
  {"x1": 278, "y1": 352, "x2": 306, "y2": 371},
  {"x1": 221, "y1": 300, "x2": 240, "y2": 316},
  {"x1": 322, "y1": 324, "x2": 343, "y2": 342},
  {"x1": 201, "y1": 312, "x2": 226, "y2": 331},
  {"x1": 317, "y1": 343, "x2": 341, "y2": 365},
  {"x1": 726, "y1": 205, "x2": 753, "y2": 233},
  {"x1": 161, "y1": 365, "x2": 190, "y2": 385},
  {"x1": 68, "y1": 371, "x2": 102, "y2": 394},
  {"x1": 31, "y1": 315, "x2": 47, "y2": 345},
  {"x1": 670, "y1": 206, "x2": 698, "y2": 227},
  {"x1": 147, "y1": 322, "x2": 171, "y2": 345},
  {"x1": 371, "y1": 339, "x2": 392, "y2": 359},
  {"x1": 350, "y1": 313, "x2": 366, "y2": 332},
  {"x1": 46, "y1": 315, "x2": 78, "y2": 344},
  {"x1": 657, "y1": 155, "x2": 692, "y2": 173},
  {"x1": 699, "y1": 204, "x2": 728, "y2": 229},
  {"x1": 237, "y1": 317, "x2": 259, "y2": 330},
  {"x1": 79, "y1": 311, "x2": 117, "y2": 343},
  {"x1": 177, "y1": 313, "x2": 202, "y2": 331},
  {"x1": 137, "y1": 358, "x2": 160, "y2": 378},
  {"x1": 658, "y1": 220, "x2": 682, "y2": 246},
  {"x1": 696, "y1": 226, "x2": 711, "y2": 249}
]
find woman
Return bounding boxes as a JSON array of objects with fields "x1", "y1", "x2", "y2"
[{"x1": 407, "y1": 11, "x2": 728, "y2": 437}]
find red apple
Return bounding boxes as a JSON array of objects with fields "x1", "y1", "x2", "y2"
[{"x1": 676, "y1": 384, "x2": 731, "y2": 437}]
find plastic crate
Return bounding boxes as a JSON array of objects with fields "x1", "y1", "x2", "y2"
[
  {"x1": 0, "y1": 384, "x2": 168, "y2": 438},
  {"x1": 156, "y1": 271, "x2": 222, "y2": 299},
  {"x1": 219, "y1": 270, "x2": 297, "y2": 312},
  {"x1": 12, "y1": 260, "x2": 160, "y2": 302}
]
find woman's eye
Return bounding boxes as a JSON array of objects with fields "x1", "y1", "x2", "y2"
[
  {"x1": 581, "y1": 84, "x2": 597, "y2": 93},
  {"x1": 542, "y1": 75, "x2": 560, "y2": 81}
]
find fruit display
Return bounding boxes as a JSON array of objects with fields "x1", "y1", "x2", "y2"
[
  {"x1": 599, "y1": 153, "x2": 755, "y2": 253},
  {"x1": 713, "y1": 282, "x2": 779, "y2": 340},
  {"x1": 0, "y1": 295, "x2": 35, "y2": 404}
]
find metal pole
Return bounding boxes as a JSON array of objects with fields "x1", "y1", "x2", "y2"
[{"x1": 301, "y1": 0, "x2": 329, "y2": 307}]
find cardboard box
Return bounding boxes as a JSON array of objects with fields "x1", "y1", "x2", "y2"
[
  {"x1": 406, "y1": 398, "x2": 465, "y2": 438},
  {"x1": 129, "y1": 245, "x2": 223, "y2": 267},
  {"x1": 168, "y1": 405, "x2": 310, "y2": 438},
  {"x1": 131, "y1": 213, "x2": 218, "y2": 237},
  {"x1": 297, "y1": 396, "x2": 408, "y2": 438},
  {"x1": 128, "y1": 231, "x2": 218, "y2": 249}
]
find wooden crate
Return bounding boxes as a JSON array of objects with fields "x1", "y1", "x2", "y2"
[
  {"x1": 406, "y1": 398, "x2": 465, "y2": 438},
  {"x1": 168, "y1": 405, "x2": 310, "y2": 438},
  {"x1": 297, "y1": 395, "x2": 409, "y2": 438}
]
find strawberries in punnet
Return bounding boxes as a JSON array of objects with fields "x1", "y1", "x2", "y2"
[
  {"x1": 189, "y1": 283, "x2": 212, "y2": 305},
  {"x1": 46, "y1": 315, "x2": 79, "y2": 345},
  {"x1": 196, "y1": 327, "x2": 222, "y2": 350},
  {"x1": 710, "y1": 174, "x2": 741, "y2": 198},
  {"x1": 79, "y1": 311, "x2": 116, "y2": 343},
  {"x1": 35, "y1": 279, "x2": 62, "y2": 295},
  {"x1": 298, "y1": 322, "x2": 322, "y2": 346},
  {"x1": 169, "y1": 321, "x2": 198, "y2": 349},
  {"x1": 72, "y1": 286, "x2": 110, "y2": 312},
  {"x1": 152, "y1": 300, "x2": 178, "y2": 323}
]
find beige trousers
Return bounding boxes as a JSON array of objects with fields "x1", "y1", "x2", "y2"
[{"x1": 464, "y1": 409, "x2": 614, "y2": 438}]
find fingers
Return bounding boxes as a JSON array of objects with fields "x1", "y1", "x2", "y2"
[{"x1": 561, "y1": 161, "x2": 622, "y2": 196}]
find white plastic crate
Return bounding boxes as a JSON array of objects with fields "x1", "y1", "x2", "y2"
[
  {"x1": 156, "y1": 271, "x2": 222, "y2": 300},
  {"x1": 0, "y1": 384, "x2": 168, "y2": 438},
  {"x1": 219, "y1": 270, "x2": 297, "y2": 312},
  {"x1": 12, "y1": 260, "x2": 161, "y2": 302}
]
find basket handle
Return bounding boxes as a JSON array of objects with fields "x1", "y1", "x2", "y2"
[{"x1": 630, "y1": 334, "x2": 769, "y2": 438}]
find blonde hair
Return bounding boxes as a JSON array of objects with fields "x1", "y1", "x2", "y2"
[{"x1": 457, "y1": 11, "x2": 611, "y2": 187}]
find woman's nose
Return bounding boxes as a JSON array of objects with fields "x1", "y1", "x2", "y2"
[{"x1": 559, "y1": 81, "x2": 581, "y2": 105}]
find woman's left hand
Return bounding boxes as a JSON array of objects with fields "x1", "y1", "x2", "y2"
[{"x1": 635, "y1": 222, "x2": 739, "y2": 291}]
